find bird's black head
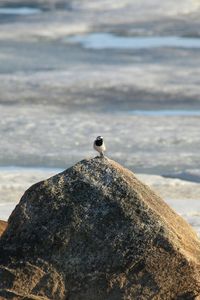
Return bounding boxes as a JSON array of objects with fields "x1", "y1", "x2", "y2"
[{"x1": 95, "y1": 136, "x2": 103, "y2": 146}]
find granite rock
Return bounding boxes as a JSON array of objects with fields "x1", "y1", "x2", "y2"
[{"x1": 0, "y1": 157, "x2": 200, "y2": 299}]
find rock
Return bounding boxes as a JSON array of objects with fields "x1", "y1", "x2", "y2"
[
  {"x1": 0, "y1": 220, "x2": 7, "y2": 237},
  {"x1": 0, "y1": 157, "x2": 200, "y2": 299}
]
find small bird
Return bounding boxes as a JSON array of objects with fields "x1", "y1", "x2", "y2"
[{"x1": 93, "y1": 136, "x2": 106, "y2": 157}]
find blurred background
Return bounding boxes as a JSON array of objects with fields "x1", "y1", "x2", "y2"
[{"x1": 0, "y1": 0, "x2": 200, "y2": 232}]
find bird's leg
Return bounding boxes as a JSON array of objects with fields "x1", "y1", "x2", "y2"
[{"x1": 100, "y1": 152, "x2": 104, "y2": 158}]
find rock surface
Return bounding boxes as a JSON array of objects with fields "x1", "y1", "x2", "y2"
[
  {"x1": 0, "y1": 157, "x2": 200, "y2": 299},
  {"x1": 0, "y1": 220, "x2": 7, "y2": 237}
]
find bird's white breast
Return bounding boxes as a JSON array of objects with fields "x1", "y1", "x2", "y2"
[{"x1": 93, "y1": 142, "x2": 106, "y2": 153}]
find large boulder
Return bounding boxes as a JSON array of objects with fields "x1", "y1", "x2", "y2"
[{"x1": 0, "y1": 157, "x2": 200, "y2": 299}]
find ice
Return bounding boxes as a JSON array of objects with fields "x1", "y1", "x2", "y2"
[
  {"x1": 66, "y1": 34, "x2": 200, "y2": 50},
  {"x1": 0, "y1": 203, "x2": 16, "y2": 220},
  {"x1": 0, "y1": 7, "x2": 41, "y2": 15},
  {"x1": 0, "y1": 104, "x2": 199, "y2": 178},
  {"x1": 72, "y1": 0, "x2": 200, "y2": 16}
]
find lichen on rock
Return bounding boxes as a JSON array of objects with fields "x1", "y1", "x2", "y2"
[{"x1": 0, "y1": 157, "x2": 200, "y2": 299}]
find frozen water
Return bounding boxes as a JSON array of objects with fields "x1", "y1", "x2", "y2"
[
  {"x1": 0, "y1": 7, "x2": 41, "y2": 15},
  {"x1": 66, "y1": 33, "x2": 200, "y2": 50},
  {"x1": 167, "y1": 199, "x2": 200, "y2": 236},
  {"x1": 0, "y1": 202, "x2": 16, "y2": 220},
  {"x1": 128, "y1": 110, "x2": 200, "y2": 116}
]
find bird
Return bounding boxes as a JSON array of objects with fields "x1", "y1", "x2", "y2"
[{"x1": 93, "y1": 136, "x2": 106, "y2": 157}]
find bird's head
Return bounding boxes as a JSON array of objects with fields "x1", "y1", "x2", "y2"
[
  {"x1": 96, "y1": 136, "x2": 103, "y2": 141},
  {"x1": 95, "y1": 136, "x2": 103, "y2": 146}
]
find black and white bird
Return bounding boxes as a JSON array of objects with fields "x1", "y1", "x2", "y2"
[{"x1": 93, "y1": 136, "x2": 106, "y2": 157}]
